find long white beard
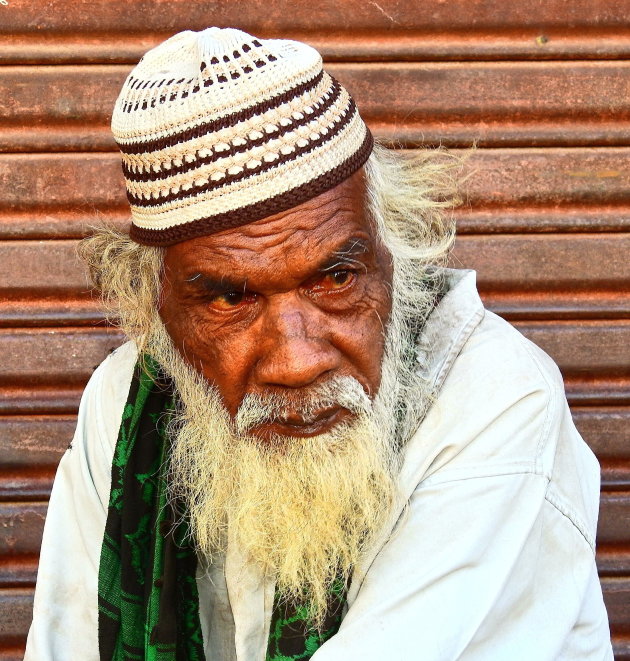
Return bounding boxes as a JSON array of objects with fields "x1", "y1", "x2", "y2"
[{"x1": 145, "y1": 287, "x2": 431, "y2": 624}]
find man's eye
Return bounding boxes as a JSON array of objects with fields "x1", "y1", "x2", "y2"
[
  {"x1": 315, "y1": 270, "x2": 355, "y2": 291},
  {"x1": 208, "y1": 291, "x2": 255, "y2": 311}
]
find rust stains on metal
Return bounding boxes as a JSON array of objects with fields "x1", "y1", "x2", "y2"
[
  {"x1": 1, "y1": 149, "x2": 628, "y2": 239},
  {"x1": 1, "y1": 0, "x2": 630, "y2": 63},
  {"x1": 2, "y1": 62, "x2": 630, "y2": 151},
  {"x1": 0, "y1": 328, "x2": 123, "y2": 387},
  {"x1": 2, "y1": 1, "x2": 630, "y2": 656}
]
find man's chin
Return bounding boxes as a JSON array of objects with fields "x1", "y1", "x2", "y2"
[{"x1": 247, "y1": 408, "x2": 355, "y2": 442}]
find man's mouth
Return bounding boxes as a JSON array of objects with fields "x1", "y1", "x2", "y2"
[{"x1": 252, "y1": 407, "x2": 351, "y2": 439}]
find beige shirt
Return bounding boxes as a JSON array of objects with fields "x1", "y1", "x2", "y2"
[{"x1": 25, "y1": 270, "x2": 613, "y2": 660}]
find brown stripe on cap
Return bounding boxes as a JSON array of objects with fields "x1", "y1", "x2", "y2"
[
  {"x1": 129, "y1": 129, "x2": 373, "y2": 246},
  {"x1": 126, "y1": 96, "x2": 359, "y2": 207},
  {"x1": 117, "y1": 70, "x2": 325, "y2": 155},
  {"x1": 122, "y1": 78, "x2": 343, "y2": 183}
]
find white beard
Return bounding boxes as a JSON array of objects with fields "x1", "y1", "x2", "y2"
[{"x1": 145, "y1": 284, "x2": 431, "y2": 624}]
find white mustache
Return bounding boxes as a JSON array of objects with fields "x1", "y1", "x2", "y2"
[{"x1": 234, "y1": 375, "x2": 371, "y2": 433}]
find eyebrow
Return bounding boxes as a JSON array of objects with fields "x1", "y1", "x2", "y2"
[
  {"x1": 316, "y1": 236, "x2": 371, "y2": 274},
  {"x1": 183, "y1": 235, "x2": 372, "y2": 293},
  {"x1": 184, "y1": 272, "x2": 248, "y2": 294}
]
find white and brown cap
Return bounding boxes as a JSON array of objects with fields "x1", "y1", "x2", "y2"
[{"x1": 112, "y1": 27, "x2": 373, "y2": 246}]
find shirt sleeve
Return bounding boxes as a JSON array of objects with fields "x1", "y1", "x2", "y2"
[
  {"x1": 312, "y1": 333, "x2": 613, "y2": 661},
  {"x1": 24, "y1": 343, "x2": 136, "y2": 661}
]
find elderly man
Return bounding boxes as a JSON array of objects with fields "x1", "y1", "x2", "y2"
[{"x1": 25, "y1": 27, "x2": 612, "y2": 661}]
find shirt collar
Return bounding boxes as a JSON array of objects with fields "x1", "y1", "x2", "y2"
[{"x1": 416, "y1": 268, "x2": 485, "y2": 395}]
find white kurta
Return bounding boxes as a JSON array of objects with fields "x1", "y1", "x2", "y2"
[{"x1": 24, "y1": 270, "x2": 613, "y2": 660}]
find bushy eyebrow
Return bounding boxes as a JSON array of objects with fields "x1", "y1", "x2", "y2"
[
  {"x1": 316, "y1": 236, "x2": 370, "y2": 273},
  {"x1": 185, "y1": 272, "x2": 248, "y2": 294},
  {"x1": 183, "y1": 235, "x2": 371, "y2": 294}
]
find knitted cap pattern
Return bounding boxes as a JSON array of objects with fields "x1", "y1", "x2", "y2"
[{"x1": 112, "y1": 27, "x2": 373, "y2": 245}]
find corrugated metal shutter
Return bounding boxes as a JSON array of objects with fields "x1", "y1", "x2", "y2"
[{"x1": 1, "y1": 2, "x2": 629, "y2": 658}]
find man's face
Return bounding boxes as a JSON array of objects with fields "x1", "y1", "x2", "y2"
[{"x1": 159, "y1": 170, "x2": 393, "y2": 439}]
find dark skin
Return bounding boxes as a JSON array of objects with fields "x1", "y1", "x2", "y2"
[{"x1": 159, "y1": 170, "x2": 393, "y2": 439}]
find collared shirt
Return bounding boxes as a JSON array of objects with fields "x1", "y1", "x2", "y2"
[{"x1": 24, "y1": 269, "x2": 613, "y2": 660}]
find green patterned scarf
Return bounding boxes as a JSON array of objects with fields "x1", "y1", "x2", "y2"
[{"x1": 98, "y1": 357, "x2": 345, "y2": 661}]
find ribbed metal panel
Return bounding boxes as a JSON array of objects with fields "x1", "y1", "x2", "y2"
[
  {"x1": 0, "y1": 2, "x2": 628, "y2": 658},
  {"x1": 2, "y1": 62, "x2": 630, "y2": 151},
  {"x1": 1, "y1": 0, "x2": 629, "y2": 62}
]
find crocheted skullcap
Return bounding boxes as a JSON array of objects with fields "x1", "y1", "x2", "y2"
[{"x1": 111, "y1": 27, "x2": 373, "y2": 245}]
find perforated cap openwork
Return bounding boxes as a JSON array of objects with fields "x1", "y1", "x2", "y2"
[{"x1": 111, "y1": 27, "x2": 373, "y2": 246}]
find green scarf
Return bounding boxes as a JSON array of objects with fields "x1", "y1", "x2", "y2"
[{"x1": 98, "y1": 357, "x2": 345, "y2": 661}]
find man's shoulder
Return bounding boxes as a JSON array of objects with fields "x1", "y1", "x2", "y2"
[
  {"x1": 73, "y1": 340, "x2": 138, "y2": 456},
  {"x1": 424, "y1": 269, "x2": 566, "y2": 429},
  {"x1": 400, "y1": 295, "x2": 602, "y2": 547},
  {"x1": 86, "y1": 340, "x2": 138, "y2": 409},
  {"x1": 95, "y1": 338, "x2": 139, "y2": 376},
  {"x1": 410, "y1": 285, "x2": 593, "y2": 493},
  {"x1": 464, "y1": 308, "x2": 564, "y2": 399}
]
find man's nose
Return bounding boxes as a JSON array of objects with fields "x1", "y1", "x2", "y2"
[{"x1": 254, "y1": 296, "x2": 341, "y2": 389}]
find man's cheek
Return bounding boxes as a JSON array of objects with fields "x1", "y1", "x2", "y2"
[
  {"x1": 195, "y1": 332, "x2": 257, "y2": 397},
  {"x1": 166, "y1": 305, "x2": 240, "y2": 351}
]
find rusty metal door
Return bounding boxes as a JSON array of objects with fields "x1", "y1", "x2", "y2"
[{"x1": 1, "y1": 2, "x2": 629, "y2": 658}]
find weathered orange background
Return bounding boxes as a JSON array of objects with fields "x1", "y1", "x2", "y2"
[{"x1": 1, "y1": 2, "x2": 629, "y2": 658}]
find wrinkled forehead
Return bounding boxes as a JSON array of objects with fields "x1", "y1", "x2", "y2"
[{"x1": 161, "y1": 169, "x2": 384, "y2": 285}]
